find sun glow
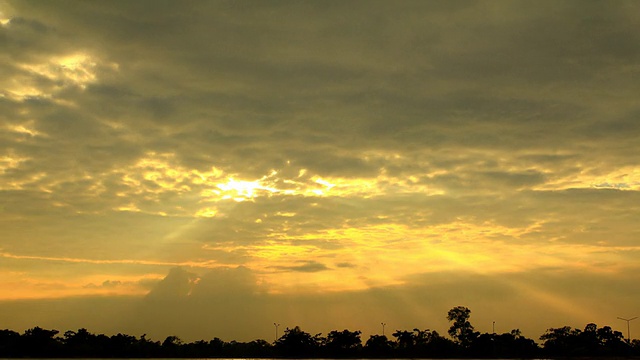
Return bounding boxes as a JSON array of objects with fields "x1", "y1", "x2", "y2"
[
  {"x1": 216, "y1": 178, "x2": 278, "y2": 201},
  {"x1": 195, "y1": 207, "x2": 218, "y2": 218},
  {"x1": 18, "y1": 53, "x2": 97, "y2": 89},
  {"x1": 19, "y1": 149, "x2": 455, "y2": 218}
]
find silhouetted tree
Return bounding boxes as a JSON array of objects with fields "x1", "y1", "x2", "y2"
[
  {"x1": 631, "y1": 339, "x2": 640, "y2": 356},
  {"x1": 470, "y1": 329, "x2": 539, "y2": 358},
  {"x1": 392, "y1": 330, "x2": 414, "y2": 349},
  {"x1": 577, "y1": 323, "x2": 600, "y2": 354},
  {"x1": 181, "y1": 339, "x2": 209, "y2": 357},
  {"x1": 540, "y1": 324, "x2": 628, "y2": 357},
  {"x1": 162, "y1": 335, "x2": 183, "y2": 357},
  {"x1": 503, "y1": 329, "x2": 539, "y2": 357},
  {"x1": 412, "y1": 328, "x2": 435, "y2": 346},
  {"x1": 447, "y1": 306, "x2": 478, "y2": 347},
  {"x1": 411, "y1": 328, "x2": 457, "y2": 357},
  {"x1": 0, "y1": 329, "x2": 20, "y2": 357},
  {"x1": 540, "y1": 326, "x2": 582, "y2": 356},
  {"x1": 63, "y1": 328, "x2": 104, "y2": 357},
  {"x1": 207, "y1": 336, "x2": 226, "y2": 356},
  {"x1": 597, "y1": 326, "x2": 626, "y2": 349},
  {"x1": 137, "y1": 334, "x2": 162, "y2": 357},
  {"x1": 21, "y1": 327, "x2": 62, "y2": 357},
  {"x1": 6, "y1": 310, "x2": 640, "y2": 358},
  {"x1": 325, "y1": 329, "x2": 362, "y2": 357},
  {"x1": 595, "y1": 325, "x2": 628, "y2": 356},
  {"x1": 363, "y1": 334, "x2": 394, "y2": 358},
  {"x1": 274, "y1": 326, "x2": 322, "y2": 357},
  {"x1": 108, "y1": 333, "x2": 159, "y2": 357},
  {"x1": 245, "y1": 339, "x2": 274, "y2": 357}
]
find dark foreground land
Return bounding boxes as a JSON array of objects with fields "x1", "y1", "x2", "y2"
[{"x1": 2, "y1": 307, "x2": 639, "y2": 358}]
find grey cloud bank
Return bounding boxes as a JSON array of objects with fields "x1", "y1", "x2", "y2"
[{"x1": 1, "y1": 266, "x2": 639, "y2": 342}]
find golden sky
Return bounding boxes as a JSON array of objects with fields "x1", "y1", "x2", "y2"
[{"x1": 1, "y1": 0, "x2": 640, "y2": 342}]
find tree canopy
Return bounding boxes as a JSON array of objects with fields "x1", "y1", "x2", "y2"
[{"x1": 1, "y1": 307, "x2": 638, "y2": 358}]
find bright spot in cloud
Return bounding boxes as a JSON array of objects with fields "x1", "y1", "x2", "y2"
[
  {"x1": 20, "y1": 53, "x2": 98, "y2": 89},
  {"x1": 0, "y1": 153, "x2": 30, "y2": 175},
  {"x1": 116, "y1": 203, "x2": 141, "y2": 213},
  {"x1": 216, "y1": 178, "x2": 278, "y2": 201},
  {"x1": 5, "y1": 121, "x2": 45, "y2": 138},
  {"x1": 195, "y1": 208, "x2": 218, "y2": 218},
  {"x1": 0, "y1": 7, "x2": 9, "y2": 26},
  {"x1": 536, "y1": 165, "x2": 640, "y2": 191}
]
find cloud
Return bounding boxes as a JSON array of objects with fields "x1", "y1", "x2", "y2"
[
  {"x1": 145, "y1": 267, "x2": 198, "y2": 301},
  {"x1": 335, "y1": 262, "x2": 357, "y2": 269},
  {"x1": 270, "y1": 261, "x2": 331, "y2": 273},
  {"x1": 145, "y1": 266, "x2": 261, "y2": 301}
]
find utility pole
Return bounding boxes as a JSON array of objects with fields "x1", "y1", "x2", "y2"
[
  {"x1": 274, "y1": 323, "x2": 280, "y2": 342},
  {"x1": 617, "y1": 317, "x2": 637, "y2": 343},
  {"x1": 381, "y1": 322, "x2": 386, "y2": 337},
  {"x1": 492, "y1": 321, "x2": 495, "y2": 334}
]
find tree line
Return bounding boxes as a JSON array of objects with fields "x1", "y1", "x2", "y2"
[{"x1": 1, "y1": 306, "x2": 639, "y2": 358}]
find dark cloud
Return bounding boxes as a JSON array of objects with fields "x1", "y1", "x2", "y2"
[
  {"x1": 3, "y1": 0, "x2": 639, "y2": 186},
  {"x1": 146, "y1": 267, "x2": 198, "y2": 301},
  {"x1": 270, "y1": 261, "x2": 331, "y2": 273},
  {"x1": 335, "y1": 262, "x2": 357, "y2": 268}
]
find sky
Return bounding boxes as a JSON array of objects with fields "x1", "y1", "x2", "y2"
[{"x1": 1, "y1": 0, "x2": 640, "y2": 343}]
